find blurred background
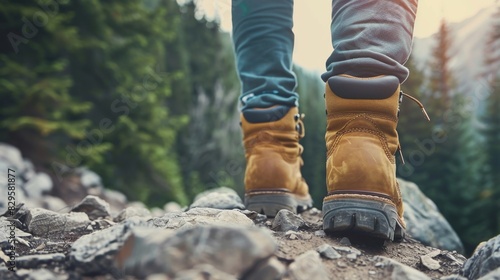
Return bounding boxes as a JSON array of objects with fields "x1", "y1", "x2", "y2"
[{"x1": 0, "y1": 0, "x2": 498, "y2": 254}]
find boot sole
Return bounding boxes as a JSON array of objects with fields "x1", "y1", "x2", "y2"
[
  {"x1": 322, "y1": 197, "x2": 405, "y2": 242},
  {"x1": 245, "y1": 192, "x2": 313, "y2": 217}
]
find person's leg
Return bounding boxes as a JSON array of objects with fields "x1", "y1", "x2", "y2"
[
  {"x1": 232, "y1": 0, "x2": 312, "y2": 216},
  {"x1": 232, "y1": 0, "x2": 298, "y2": 110},
  {"x1": 322, "y1": 0, "x2": 418, "y2": 83},
  {"x1": 322, "y1": 0, "x2": 418, "y2": 241}
]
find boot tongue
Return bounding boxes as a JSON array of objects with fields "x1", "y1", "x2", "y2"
[{"x1": 242, "y1": 105, "x2": 291, "y2": 123}]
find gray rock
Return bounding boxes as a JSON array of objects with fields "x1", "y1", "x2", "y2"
[
  {"x1": 440, "y1": 275, "x2": 468, "y2": 280},
  {"x1": 71, "y1": 195, "x2": 111, "y2": 220},
  {"x1": 332, "y1": 245, "x2": 361, "y2": 256},
  {"x1": 399, "y1": 178, "x2": 464, "y2": 253},
  {"x1": 73, "y1": 167, "x2": 103, "y2": 190},
  {"x1": 146, "y1": 274, "x2": 169, "y2": 280},
  {"x1": 16, "y1": 268, "x2": 68, "y2": 280},
  {"x1": 190, "y1": 187, "x2": 244, "y2": 210},
  {"x1": 164, "y1": 201, "x2": 182, "y2": 213},
  {"x1": 271, "y1": 209, "x2": 306, "y2": 232},
  {"x1": 315, "y1": 230, "x2": 326, "y2": 237},
  {"x1": 119, "y1": 225, "x2": 276, "y2": 278},
  {"x1": 245, "y1": 257, "x2": 285, "y2": 280},
  {"x1": 41, "y1": 196, "x2": 68, "y2": 213},
  {"x1": 421, "y1": 254, "x2": 441, "y2": 270},
  {"x1": 317, "y1": 244, "x2": 341, "y2": 260},
  {"x1": 26, "y1": 208, "x2": 90, "y2": 237},
  {"x1": 149, "y1": 208, "x2": 254, "y2": 229},
  {"x1": 15, "y1": 253, "x2": 65, "y2": 268},
  {"x1": 70, "y1": 218, "x2": 149, "y2": 275},
  {"x1": 0, "y1": 218, "x2": 13, "y2": 249},
  {"x1": 462, "y1": 234, "x2": 500, "y2": 280},
  {"x1": 478, "y1": 267, "x2": 500, "y2": 280},
  {"x1": 288, "y1": 250, "x2": 328, "y2": 280},
  {"x1": 23, "y1": 172, "x2": 53, "y2": 198},
  {"x1": 21, "y1": 159, "x2": 36, "y2": 182},
  {"x1": 174, "y1": 264, "x2": 237, "y2": 280},
  {"x1": 114, "y1": 206, "x2": 151, "y2": 222},
  {"x1": 339, "y1": 237, "x2": 351, "y2": 246},
  {"x1": 102, "y1": 188, "x2": 128, "y2": 213},
  {"x1": 0, "y1": 143, "x2": 24, "y2": 171},
  {"x1": 375, "y1": 256, "x2": 431, "y2": 280},
  {"x1": 151, "y1": 207, "x2": 165, "y2": 217}
]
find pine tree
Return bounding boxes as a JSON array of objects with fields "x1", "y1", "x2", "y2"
[
  {"x1": 481, "y1": 4, "x2": 500, "y2": 235},
  {"x1": 0, "y1": 0, "x2": 191, "y2": 206},
  {"x1": 173, "y1": 1, "x2": 244, "y2": 200},
  {"x1": 419, "y1": 19, "x2": 492, "y2": 253},
  {"x1": 397, "y1": 54, "x2": 433, "y2": 182},
  {"x1": 0, "y1": 1, "x2": 93, "y2": 171},
  {"x1": 294, "y1": 65, "x2": 327, "y2": 206}
]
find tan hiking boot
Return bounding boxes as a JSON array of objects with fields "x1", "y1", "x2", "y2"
[
  {"x1": 322, "y1": 75, "x2": 408, "y2": 241},
  {"x1": 241, "y1": 105, "x2": 313, "y2": 217}
]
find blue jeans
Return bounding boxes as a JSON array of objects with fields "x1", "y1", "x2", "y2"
[{"x1": 232, "y1": 0, "x2": 418, "y2": 110}]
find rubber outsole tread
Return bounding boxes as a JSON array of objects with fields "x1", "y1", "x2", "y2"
[
  {"x1": 245, "y1": 192, "x2": 313, "y2": 217},
  {"x1": 323, "y1": 198, "x2": 405, "y2": 242}
]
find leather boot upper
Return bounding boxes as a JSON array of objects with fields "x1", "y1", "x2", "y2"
[
  {"x1": 324, "y1": 75, "x2": 405, "y2": 226},
  {"x1": 241, "y1": 106, "x2": 310, "y2": 198}
]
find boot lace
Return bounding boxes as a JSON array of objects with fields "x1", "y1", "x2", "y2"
[{"x1": 397, "y1": 91, "x2": 430, "y2": 164}]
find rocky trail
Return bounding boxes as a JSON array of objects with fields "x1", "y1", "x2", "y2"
[{"x1": 1, "y1": 143, "x2": 499, "y2": 280}]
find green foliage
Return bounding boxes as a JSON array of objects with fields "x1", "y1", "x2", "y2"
[
  {"x1": 294, "y1": 65, "x2": 327, "y2": 208},
  {"x1": 0, "y1": 0, "x2": 193, "y2": 206}
]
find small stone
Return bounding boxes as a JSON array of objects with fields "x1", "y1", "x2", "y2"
[
  {"x1": 337, "y1": 261, "x2": 348, "y2": 268},
  {"x1": 41, "y1": 196, "x2": 68, "y2": 213},
  {"x1": 317, "y1": 244, "x2": 341, "y2": 260},
  {"x1": 288, "y1": 250, "x2": 328, "y2": 280},
  {"x1": 190, "y1": 187, "x2": 244, "y2": 210},
  {"x1": 315, "y1": 230, "x2": 326, "y2": 237},
  {"x1": 347, "y1": 253, "x2": 358, "y2": 261},
  {"x1": 369, "y1": 271, "x2": 376, "y2": 275},
  {"x1": 26, "y1": 208, "x2": 90, "y2": 237},
  {"x1": 146, "y1": 274, "x2": 169, "y2": 280},
  {"x1": 375, "y1": 256, "x2": 431, "y2": 280},
  {"x1": 300, "y1": 233, "x2": 312, "y2": 240},
  {"x1": 286, "y1": 231, "x2": 299, "y2": 240},
  {"x1": 102, "y1": 189, "x2": 128, "y2": 212},
  {"x1": 340, "y1": 237, "x2": 351, "y2": 246},
  {"x1": 332, "y1": 245, "x2": 362, "y2": 256},
  {"x1": 421, "y1": 254, "x2": 441, "y2": 270},
  {"x1": 163, "y1": 202, "x2": 182, "y2": 213},
  {"x1": 114, "y1": 206, "x2": 151, "y2": 222},
  {"x1": 426, "y1": 249, "x2": 441, "y2": 258},
  {"x1": 23, "y1": 172, "x2": 53, "y2": 198},
  {"x1": 440, "y1": 275, "x2": 468, "y2": 280},
  {"x1": 245, "y1": 257, "x2": 285, "y2": 280},
  {"x1": 15, "y1": 253, "x2": 65, "y2": 268},
  {"x1": 151, "y1": 207, "x2": 165, "y2": 217},
  {"x1": 271, "y1": 209, "x2": 305, "y2": 232},
  {"x1": 16, "y1": 268, "x2": 68, "y2": 280},
  {"x1": 71, "y1": 195, "x2": 111, "y2": 220},
  {"x1": 77, "y1": 168, "x2": 102, "y2": 189},
  {"x1": 308, "y1": 208, "x2": 321, "y2": 215}
]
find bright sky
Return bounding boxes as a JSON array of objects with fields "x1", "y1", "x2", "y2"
[{"x1": 197, "y1": 0, "x2": 497, "y2": 71}]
